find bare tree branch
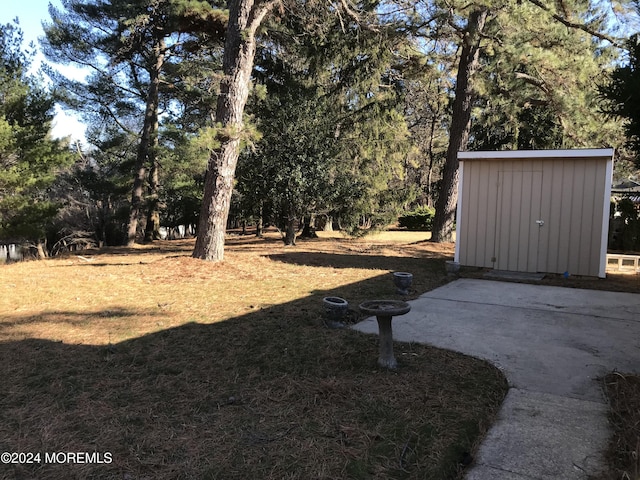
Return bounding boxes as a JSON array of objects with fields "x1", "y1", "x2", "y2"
[
  {"x1": 331, "y1": 0, "x2": 380, "y2": 32},
  {"x1": 339, "y1": 0, "x2": 361, "y2": 22},
  {"x1": 515, "y1": 71, "x2": 550, "y2": 94},
  {"x1": 526, "y1": 0, "x2": 623, "y2": 47},
  {"x1": 248, "y1": 0, "x2": 282, "y2": 35}
]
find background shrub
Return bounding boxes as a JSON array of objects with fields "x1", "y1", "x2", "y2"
[{"x1": 398, "y1": 205, "x2": 435, "y2": 231}]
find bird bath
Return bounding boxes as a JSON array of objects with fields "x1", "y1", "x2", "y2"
[{"x1": 359, "y1": 300, "x2": 411, "y2": 369}]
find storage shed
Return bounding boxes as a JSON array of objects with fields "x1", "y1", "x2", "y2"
[{"x1": 454, "y1": 149, "x2": 614, "y2": 278}]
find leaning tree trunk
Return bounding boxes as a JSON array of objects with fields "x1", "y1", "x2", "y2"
[
  {"x1": 126, "y1": 37, "x2": 164, "y2": 247},
  {"x1": 431, "y1": 8, "x2": 488, "y2": 243},
  {"x1": 193, "y1": 0, "x2": 277, "y2": 261}
]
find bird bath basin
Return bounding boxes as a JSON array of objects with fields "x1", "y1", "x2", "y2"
[{"x1": 359, "y1": 300, "x2": 411, "y2": 369}]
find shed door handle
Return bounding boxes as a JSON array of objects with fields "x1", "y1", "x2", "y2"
[{"x1": 536, "y1": 220, "x2": 545, "y2": 226}]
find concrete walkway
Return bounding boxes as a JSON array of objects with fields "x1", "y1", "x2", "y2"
[{"x1": 353, "y1": 278, "x2": 640, "y2": 479}]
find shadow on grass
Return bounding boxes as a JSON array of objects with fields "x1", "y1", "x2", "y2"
[
  {"x1": 0, "y1": 271, "x2": 507, "y2": 480},
  {"x1": 58, "y1": 239, "x2": 196, "y2": 259},
  {"x1": 268, "y1": 251, "x2": 446, "y2": 270},
  {"x1": 0, "y1": 307, "x2": 157, "y2": 331}
]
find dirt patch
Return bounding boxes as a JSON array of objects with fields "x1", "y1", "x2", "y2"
[{"x1": 459, "y1": 267, "x2": 640, "y2": 294}]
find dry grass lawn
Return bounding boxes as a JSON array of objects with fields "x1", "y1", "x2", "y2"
[{"x1": 0, "y1": 231, "x2": 508, "y2": 480}]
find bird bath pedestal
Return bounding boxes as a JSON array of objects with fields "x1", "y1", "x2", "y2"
[{"x1": 359, "y1": 300, "x2": 411, "y2": 369}]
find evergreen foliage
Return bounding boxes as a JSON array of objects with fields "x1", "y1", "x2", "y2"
[
  {"x1": 610, "y1": 197, "x2": 640, "y2": 251},
  {"x1": 600, "y1": 34, "x2": 640, "y2": 166},
  {"x1": 0, "y1": 21, "x2": 73, "y2": 255},
  {"x1": 2, "y1": 0, "x2": 636, "y2": 258},
  {"x1": 49, "y1": 132, "x2": 136, "y2": 251},
  {"x1": 398, "y1": 205, "x2": 435, "y2": 231},
  {"x1": 237, "y1": 1, "x2": 416, "y2": 242},
  {"x1": 392, "y1": 0, "x2": 632, "y2": 241},
  {"x1": 42, "y1": 0, "x2": 225, "y2": 245},
  {"x1": 471, "y1": 0, "x2": 623, "y2": 151}
]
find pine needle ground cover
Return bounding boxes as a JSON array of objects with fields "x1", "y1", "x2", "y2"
[
  {"x1": 0, "y1": 231, "x2": 509, "y2": 479},
  {"x1": 595, "y1": 373, "x2": 640, "y2": 480}
]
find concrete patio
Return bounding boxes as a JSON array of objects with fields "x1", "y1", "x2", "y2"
[{"x1": 353, "y1": 278, "x2": 640, "y2": 479}]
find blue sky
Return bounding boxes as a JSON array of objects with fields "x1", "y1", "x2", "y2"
[
  {"x1": 1, "y1": 0, "x2": 85, "y2": 143},
  {"x1": 0, "y1": 1, "x2": 63, "y2": 47}
]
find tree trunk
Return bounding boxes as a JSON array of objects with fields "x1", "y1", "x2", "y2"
[
  {"x1": 256, "y1": 202, "x2": 264, "y2": 237},
  {"x1": 144, "y1": 47, "x2": 163, "y2": 246},
  {"x1": 126, "y1": 164, "x2": 146, "y2": 246},
  {"x1": 193, "y1": 0, "x2": 276, "y2": 261},
  {"x1": 36, "y1": 240, "x2": 47, "y2": 260},
  {"x1": 284, "y1": 215, "x2": 297, "y2": 245},
  {"x1": 127, "y1": 37, "x2": 164, "y2": 247},
  {"x1": 425, "y1": 102, "x2": 440, "y2": 207},
  {"x1": 323, "y1": 215, "x2": 333, "y2": 231},
  {"x1": 300, "y1": 214, "x2": 318, "y2": 238},
  {"x1": 144, "y1": 153, "x2": 161, "y2": 242},
  {"x1": 431, "y1": 9, "x2": 488, "y2": 243}
]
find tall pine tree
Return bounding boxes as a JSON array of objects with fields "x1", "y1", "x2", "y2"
[
  {"x1": 0, "y1": 21, "x2": 73, "y2": 257},
  {"x1": 43, "y1": 0, "x2": 226, "y2": 245}
]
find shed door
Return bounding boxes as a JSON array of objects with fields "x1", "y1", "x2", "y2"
[{"x1": 494, "y1": 171, "x2": 544, "y2": 272}]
